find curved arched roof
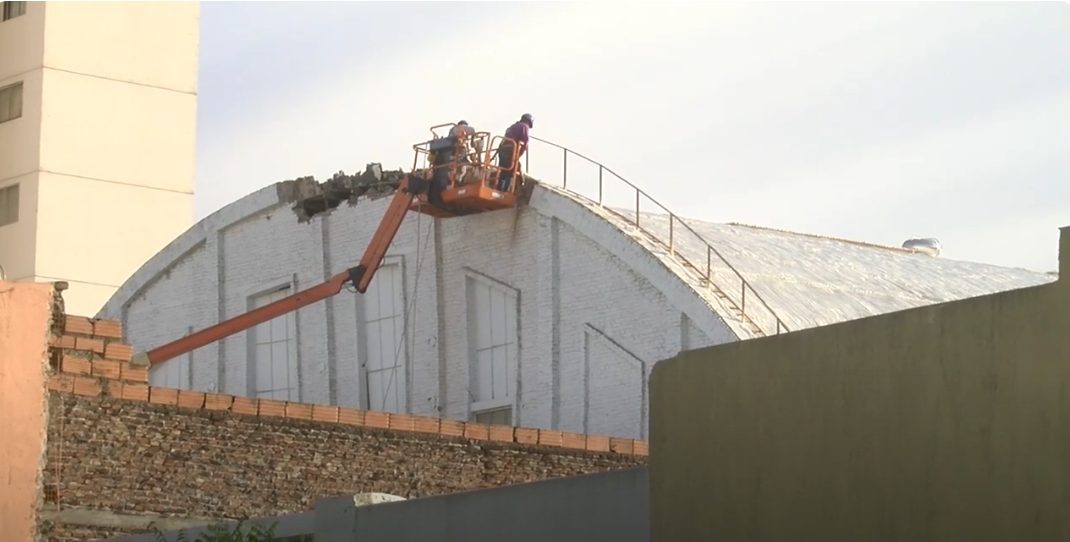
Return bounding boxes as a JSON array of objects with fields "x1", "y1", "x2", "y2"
[
  {"x1": 99, "y1": 178, "x2": 740, "y2": 343},
  {"x1": 101, "y1": 178, "x2": 1056, "y2": 341}
]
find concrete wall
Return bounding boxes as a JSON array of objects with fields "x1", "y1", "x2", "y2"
[
  {"x1": 0, "y1": 282, "x2": 56, "y2": 541},
  {"x1": 650, "y1": 226, "x2": 1070, "y2": 541},
  {"x1": 0, "y1": 2, "x2": 198, "y2": 316},
  {"x1": 323, "y1": 467, "x2": 649, "y2": 542},
  {"x1": 101, "y1": 184, "x2": 737, "y2": 439},
  {"x1": 107, "y1": 468, "x2": 650, "y2": 542}
]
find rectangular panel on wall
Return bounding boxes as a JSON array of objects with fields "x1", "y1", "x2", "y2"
[
  {"x1": 466, "y1": 273, "x2": 518, "y2": 421},
  {"x1": 250, "y1": 285, "x2": 298, "y2": 401},
  {"x1": 585, "y1": 325, "x2": 646, "y2": 439},
  {"x1": 359, "y1": 262, "x2": 407, "y2": 413}
]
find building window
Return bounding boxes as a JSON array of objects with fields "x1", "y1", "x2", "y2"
[
  {"x1": 466, "y1": 274, "x2": 518, "y2": 422},
  {"x1": 0, "y1": 82, "x2": 22, "y2": 123},
  {"x1": 2, "y1": 2, "x2": 26, "y2": 21},
  {"x1": 0, "y1": 184, "x2": 18, "y2": 227},
  {"x1": 358, "y1": 261, "x2": 407, "y2": 413},
  {"x1": 249, "y1": 285, "x2": 298, "y2": 401}
]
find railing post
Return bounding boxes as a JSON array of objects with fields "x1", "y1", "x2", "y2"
[
  {"x1": 635, "y1": 189, "x2": 640, "y2": 227},
  {"x1": 706, "y1": 246, "x2": 711, "y2": 281},
  {"x1": 669, "y1": 215, "x2": 674, "y2": 256},
  {"x1": 524, "y1": 137, "x2": 788, "y2": 338},
  {"x1": 598, "y1": 166, "x2": 603, "y2": 206},
  {"x1": 563, "y1": 148, "x2": 568, "y2": 189}
]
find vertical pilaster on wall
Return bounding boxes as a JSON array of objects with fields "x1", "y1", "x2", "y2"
[
  {"x1": 551, "y1": 218, "x2": 562, "y2": 428},
  {"x1": 679, "y1": 313, "x2": 690, "y2": 353},
  {"x1": 582, "y1": 331, "x2": 591, "y2": 433},
  {"x1": 186, "y1": 326, "x2": 194, "y2": 389},
  {"x1": 433, "y1": 219, "x2": 448, "y2": 414},
  {"x1": 1060, "y1": 226, "x2": 1069, "y2": 285},
  {"x1": 215, "y1": 230, "x2": 227, "y2": 393},
  {"x1": 323, "y1": 216, "x2": 338, "y2": 404},
  {"x1": 292, "y1": 272, "x2": 303, "y2": 404}
]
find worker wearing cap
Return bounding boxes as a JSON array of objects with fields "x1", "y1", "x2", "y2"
[
  {"x1": 449, "y1": 120, "x2": 474, "y2": 139},
  {"x1": 448, "y1": 120, "x2": 485, "y2": 186},
  {"x1": 450, "y1": 120, "x2": 483, "y2": 160},
  {"x1": 496, "y1": 113, "x2": 533, "y2": 191}
]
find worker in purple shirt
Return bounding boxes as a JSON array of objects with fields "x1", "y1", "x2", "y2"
[{"x1": 496, "y1": 113, "x2": 533, "y2": 191}]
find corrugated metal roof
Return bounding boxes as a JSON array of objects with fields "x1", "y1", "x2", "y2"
[{"x1": 546, "y1": 185, "x2": 1056, "y2": 338}]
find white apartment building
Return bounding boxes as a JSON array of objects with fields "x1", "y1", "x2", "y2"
[{"x1": 0, "y1": 1, "x2": 197, "y2": 315}]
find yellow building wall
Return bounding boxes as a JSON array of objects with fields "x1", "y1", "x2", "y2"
[
  {"x1": 41, "y1": 1, "x2": 199, "y2": 92},
  {"x1": 0, "y1": 1, "x2": 198, "y2": 316},
  {"x1": 0, "y1": 3, "x2": 45, "y2": 285},
  {"x1": 33, "y1": 171, "x2": 192, "y2": 306},
  {"x1": 0, "y1": 0, "x2": 44, "y2": 79},
  {"x1": 37, "y1": 69, "x2": 197, "y2": 192},
  {"x1": 651, "y1": 227, "x2": 1068, "y2": 542}
]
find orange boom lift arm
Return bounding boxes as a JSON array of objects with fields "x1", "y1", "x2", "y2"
[
  {"x1": 134, "y1": 177, "x2": 421, "y2": 366},
  {"x1": 133, "y1": 124, "x2": 524, "y2": 367}
]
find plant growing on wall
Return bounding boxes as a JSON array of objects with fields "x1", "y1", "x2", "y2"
[{"x1": 148, "y1": 519, "x2": 304, "y2": 542}]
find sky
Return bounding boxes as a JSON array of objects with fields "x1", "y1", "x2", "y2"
[{"x1": 195, "y1": 1, "x2": 1070, "y2": 273}]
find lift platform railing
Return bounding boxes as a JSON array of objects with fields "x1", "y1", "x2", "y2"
[
  {"x1": 411, "y1": 124, "x2": 523, "y2": 194},
  {"x1": 525, "y1": 135, "x2": 788, "y2": 337}
]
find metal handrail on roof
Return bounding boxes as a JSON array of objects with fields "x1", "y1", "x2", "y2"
[{"x1": 525, "y1": 135, "x2": 788, "y2": 337}]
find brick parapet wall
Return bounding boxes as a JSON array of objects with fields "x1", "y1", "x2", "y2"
[
  {"x1": 40, "y1": 314, "x2": 647, "y2": 540},
  {"x1": 47, "y1": 313, "x2": 648, "y2": 457}
]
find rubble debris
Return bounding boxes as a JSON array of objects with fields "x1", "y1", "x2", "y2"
[
  {"x1": 279, "y1": 163, "x2": 539, "y2": 224},
  {"x1": 281, "y1": 163, "x2": 407, "y2": 223}
]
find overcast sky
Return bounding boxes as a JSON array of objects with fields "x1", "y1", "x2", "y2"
[{"x1": 195, "y1": 1, "x2": 1070, "y2": 273}]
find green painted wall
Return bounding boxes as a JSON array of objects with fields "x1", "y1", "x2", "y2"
[{"x1": 650, "y1": 227, "x2": 1069, "y2": 542}]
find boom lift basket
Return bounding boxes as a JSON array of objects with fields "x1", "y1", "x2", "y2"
[{"x1": 409, "y1": 123, "x2": 523, "y2": 218}]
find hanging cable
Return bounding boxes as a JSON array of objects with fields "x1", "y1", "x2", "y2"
[{"x1": 379, "y1": 197, "x2": 434, "y2": 412}]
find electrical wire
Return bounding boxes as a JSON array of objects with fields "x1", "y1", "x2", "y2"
[{"x1": 379, "y1": 198, "x2": 434, "y2": 412}]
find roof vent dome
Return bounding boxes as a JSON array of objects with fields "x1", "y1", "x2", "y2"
[{"x1": 903, "y1": 238, "x2": 941, "y2": 257}]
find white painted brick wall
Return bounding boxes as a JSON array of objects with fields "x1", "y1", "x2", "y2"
[
  {"x1": 125, "y1": 242, "x2": 209, "y2": 389},
  {"x1": 106, "y1": 185, "x2": 737, "y2": 439}
]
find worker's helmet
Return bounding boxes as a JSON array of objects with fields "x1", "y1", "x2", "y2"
[
  {"x1": 521, "y1": 113, "x2": 533, "y2": 127},
  {"x1": 457, "y1": 120, "x2": 468, "y2": 126}
]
